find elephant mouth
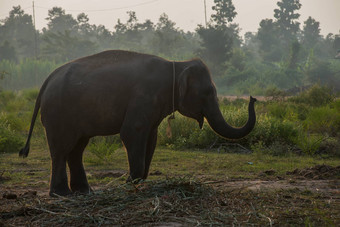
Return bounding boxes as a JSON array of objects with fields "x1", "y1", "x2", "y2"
[{"x1": 194, "y1": 112, "x2": 204, "y2": 129}]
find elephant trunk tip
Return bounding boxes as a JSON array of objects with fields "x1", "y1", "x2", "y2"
[
  {"x1": 19, "y1": 145, "x2": 30, "y2": 158},
  {"x1": 250, "y1": 96, "x2": 257, "y2": 103}
]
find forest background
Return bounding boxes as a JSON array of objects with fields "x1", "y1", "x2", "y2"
[{"x1": 0, "y1": 0, "x2": 339, "y2": 95}]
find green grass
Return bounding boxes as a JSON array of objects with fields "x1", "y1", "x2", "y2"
[
  {"x1": 1, "y1": 140, "x2": 339, "y2": 187},
  {"x1": 1, "y1": 143, "x2": 340, "y2": 226}
]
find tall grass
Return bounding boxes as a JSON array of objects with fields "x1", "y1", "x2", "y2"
[
  {"x1": 0, "y1": 85, "x2": 338, "y2": 156},
  {"x1": 0, "y1": 59, "x2": 59, "y2": 90},
  {"x1": 158, "y1": 85, "x2": 339, "y2": 156}
]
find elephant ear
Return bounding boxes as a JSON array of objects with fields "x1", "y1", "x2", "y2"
[
  {"x1": 178, "y1": 64, "x2": 205, "y2": 129},
  {"x1": 178, "y1": 65, "x2": 192, "y2": 104}
]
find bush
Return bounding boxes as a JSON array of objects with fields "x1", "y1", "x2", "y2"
[
  {"x1": 22, "y1": 88, "x2": 39, "y2": 102},
  {"x1": 158, "y1": 103, "x2": 300, "y2": 151},
  {"x1": 289, "y1": 84, "x2": 335, "y2": 107},
  {"x1": 294, "y1": 133, "x2": 326, "y2": 155},
  {"x1": 246, "y1": 114, "x2": 299, "y2": 146},
  {"x1": 265, "y1": 87, "x2": 287, "y2": 101},
  {"x1": 0, "y1": 59, "x2": 58, "y2": 90},
  {"x1": 303, "y1": 105, "x2": 340, "y2": 136},
  {"x1": 87, "y1": 136, "x2": 122, "y2": 164},
  {"x1": 0, "y1": 118, "x2": 24, "y2": 153},
  {"x1": 158, "y1": 114, "x2": 200, "y2": 149}
]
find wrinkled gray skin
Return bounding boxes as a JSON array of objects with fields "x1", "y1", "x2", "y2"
[{"x1": 19, "y1": 50, "x2": 256, "y2": 196}]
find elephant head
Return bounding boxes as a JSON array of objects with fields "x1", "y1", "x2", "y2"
[{"x1": 177, "y1": 60, "x2": 256, "y2": 139}]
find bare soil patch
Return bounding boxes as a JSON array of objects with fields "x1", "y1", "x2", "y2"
[{"x1": 286, "y1": 164, "x2": 340, "y2": 180}]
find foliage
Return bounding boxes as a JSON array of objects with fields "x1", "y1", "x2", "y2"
[
  {"x1": 0, "y1": 6, "x2": 36, "y2": 60},
  {"x1": 274, "y1": 0, "x2": 302, "y2": 41},
  {"x1": 0, "y1": 2, "x2": 339, "y2": 93},
  {"x1": 289, "y1": 84, "x2": 335, "y2": 107},
  {"x1": 196, "y1": 0, "x2": 241, "y2": 72},
  {"x1": 157, "y1": 85, "x2": 340, "y2": 156},
  {"x1": 256, "y1": 19, "x2": 282, "y2": 62},
  {"x1": 302, "y1": 16, "x2": 321, "y2": 49},
  {"x1": 0, "y1": 59, "x2": 59, "y2": 90},
  {"x1": 196, "y1": 24, "x2": 234, "y2": 72},
  {"x1": 0, "y1": 115, "x2": 24, "y2": 153},
  {"x1": 211, "y1": 0, "x2": 237, "y2": 26},
  {"x1": 0, "y1": 1, "x2": 339, "y2": 156},
  {"x1": 87, "y1": 136, "x2": 123, "y2": 164},
  {"x1": 0, "y1": 41, "x2": 17, "y2": 62},
  {"x1": 41, "y1": 30, "x2": 97, "y2": 62},
  {"x1": 303, "y1": 105, "x2": 340, "y2": 136}
]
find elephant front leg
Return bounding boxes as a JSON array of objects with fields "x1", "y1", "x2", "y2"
[
  {"x1": 143, "y1": 128, "x2": 158, "y2": 179},
  {"x1": 120, "y1": 124, "x2": 151, "y2": 181}
]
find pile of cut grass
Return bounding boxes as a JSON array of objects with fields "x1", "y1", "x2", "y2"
[{"x1": 1, "y1": 177, "x2": 338, "y2": 226}]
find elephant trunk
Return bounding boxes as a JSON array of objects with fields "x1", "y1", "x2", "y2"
[{"x1": 204, "y1": 96, "x2": 257, "y2": 139}]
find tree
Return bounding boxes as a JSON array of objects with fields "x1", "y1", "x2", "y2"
[
  {"x1": 196, "y1": 0, "x2": 238, "y2": 71},
  {"x1": 45, "y1": 7, "x2": 77, "y2": 33},
  {"x1": 113, "y1": 11, "x2": 153, "y2": 52},
  {"x1": 0, "y1": 41, "x2": 17, "y2": 62},
  {"x1": 92, "y1": 24, "x2": 112, "y2": 50},
  {"x1": 77, "y1": 13, "x2": 91, "y2": 35},
  {"x1": 42, "y1": 30, "x2": 96, "y2": 62},
  {"x1": 0, "y1": 6, "x2": 36, "y2": 59},
  {"x1": 154, "y1": 13, "x2": 182, "y2": 57},
  {"x1": 288, "y1": 40, "x2": 301, "y2": 70},
  {"x1": 302, "y1": 16, "x2": 321, "y2": 49},
  {"x1": 256, "y1": 19, "x2": 282, "y2": 61},
  {"x1": 211, "y1": 0, "x2": 237, "y2": 27},
  {"x1": 274, "y1": 0, "x2": 301, "y2": 42},
  {"x1": 196, "y1": 25, "x2": 233, "y2": 67}
]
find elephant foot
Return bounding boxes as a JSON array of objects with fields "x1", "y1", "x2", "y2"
[
  {"x1": 126, "y1": 176, "x2": 144, "y2": 184},
  {"x1": 71, "y1": 186, "x2": 93, "y2": 195},
  {"x1": 49, "y1": 187, "x2": 72, "y2": 197}
]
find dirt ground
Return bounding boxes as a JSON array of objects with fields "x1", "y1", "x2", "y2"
[{"x1": 1, "y1": 164, "x2": 339, "y2": 226}]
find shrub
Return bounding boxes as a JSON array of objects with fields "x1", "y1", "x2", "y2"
[
  {"x1": 0, "y1": 118, "x2": 24, "y2": 153},
  {"x1": 303, "y1": 105, "x2": 340, "y2": 136},
  {"x1": 294, "y1": 133, "x2": 326, "y2": 155},
  {"x1": 0, "y1": 90, "x2": 16, "y2": 108},
  {"x1": 289, "y1": 84, "x2": 335, "y2": 107},
  {"x1": 22, "y1": 88, "x2": 39, "y2": 102},
  {"x1": 0, "y1": 59, "x2": 58, "y2": 90},
  {"x1": 87, "y1": 136, "x2": 122, "y2": 164},
  {"x1": 264, "y1": 87, "x2": 287, "y2": 101},
  {"x1": 157, "y1": 114, "x2": 200, "y2": 149},
  {"x1": 158, "y1": 103, "x2": 301, "y2": 151},
  {"x1": 246, "y1": 114, "x2": 299, "y2": 146}
]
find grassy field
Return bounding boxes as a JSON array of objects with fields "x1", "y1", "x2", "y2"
[
  {"x1": 0, "y1": 86, "x2": 340, "y2": 225},
  {"x1": 1, "y1": 139, "x2": 339, "y2": 226}
]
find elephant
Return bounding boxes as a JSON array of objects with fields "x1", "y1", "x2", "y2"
[{"x1": 19, "y1": 50, "x2": 257, "y2": 196}]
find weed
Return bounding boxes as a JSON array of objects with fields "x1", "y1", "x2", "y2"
[
  {"x1": 87, "y1": 136, "x2": 123, "y2": 164},
  {"x1": 289, "y1": 84, "x2": 335, "y2": 107},
  {"x1": 303, "y1": 105, "x2": 340, "y2": 136},
  {"x1": 295, "y1": 133, "x2": 327, "y2": 155},
  {"x1": 0, "y1": 118, "x2": 24, "y2": 153}
]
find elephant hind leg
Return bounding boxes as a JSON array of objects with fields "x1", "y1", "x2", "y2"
[
  {"x1": 49, "y1": 150, "x2": 71, "y2": 197},
  {"x1": 67, "y1": 137, "x2": 91, "y2": 194},
  {"x1": 46, "y1": 129, "x2": 78, "y2": 196}
]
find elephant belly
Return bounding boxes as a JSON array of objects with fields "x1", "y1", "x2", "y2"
[{"x1": 41, "y1": 96, "x2": 125, "y2": 138}]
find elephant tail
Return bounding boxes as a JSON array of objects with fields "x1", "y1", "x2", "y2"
[{"x1": 19, "y1": 83, "x2": 45, "y2": 158}]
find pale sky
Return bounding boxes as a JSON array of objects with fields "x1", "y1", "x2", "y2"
[{"x1": 0, "y1": 0, "x2": 339, "y2": 37}]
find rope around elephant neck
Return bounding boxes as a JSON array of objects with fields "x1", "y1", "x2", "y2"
[
  {"x1": 166, "y1": 61, "x2": 176, "y2": 138},
  {"x1": 171, "y1": 61, "x2": 176, "y2": 119}
]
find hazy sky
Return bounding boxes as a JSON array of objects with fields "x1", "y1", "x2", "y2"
[{"x1": 0, "y1": 0, "x2": 339, "y2": 37}]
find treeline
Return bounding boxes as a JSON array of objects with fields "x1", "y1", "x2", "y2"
[{"x1": 0, "y1": 0, "x2": 340, "y2": 94}]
